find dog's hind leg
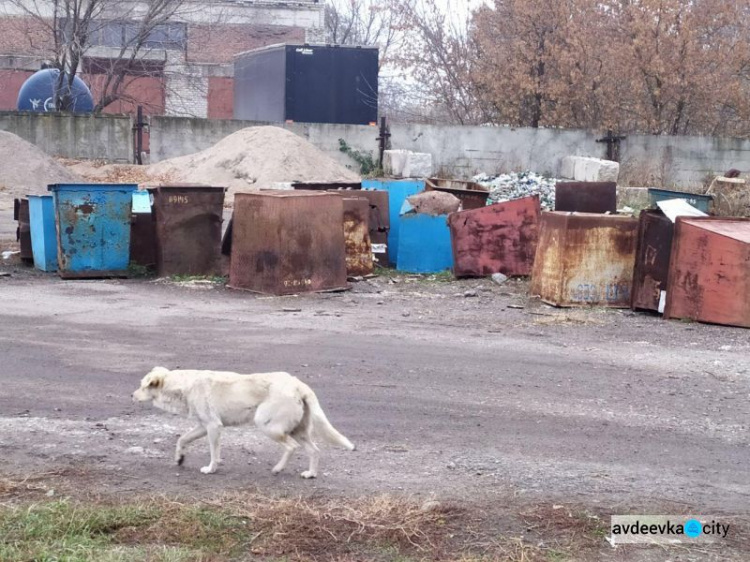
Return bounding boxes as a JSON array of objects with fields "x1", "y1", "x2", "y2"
[
  {"x1": 271, "y1": 435, "x2": 299, "y2": 475},
  {"x1": 200, "y1": 422, "x2": 223, "y2": 474},
  {"x1": 293, "y1": 430, "x2": 320, "y2": 479},
  {"x1": 175, "y1": 425, "x2": 207, "y2": 465}
]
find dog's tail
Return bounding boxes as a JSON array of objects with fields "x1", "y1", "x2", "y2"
[{"x1": 303, "y1": 391, "x2": 355, "y2": 451}]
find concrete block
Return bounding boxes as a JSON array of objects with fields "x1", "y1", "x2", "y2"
[
  {"x1": 560, "y1": 156, "x2": 576, "y2": 179},
  {"x1": 403, "y1": 152, "x2": 433, "y2": 178},
  {"x1": 383, "y1": 149, "x2": 409, "y2": 178},
  {"x1": 561, "y1": 156, "x2": 620, "y2": 182}
]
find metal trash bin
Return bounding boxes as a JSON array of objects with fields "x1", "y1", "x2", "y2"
[
  {"x1": 341, "y1": 195, "x2": 373, "y2": 276},
  {"x1": 13, "y1": 198, "x2": 33, "y2": 264},
  {"x1": 28, "y1": 195, "x2": 57, "y2": 272},
  {"x1": 648, "y1": 188, "x2": 713, "y2": 213},
  {"x1": 555, "y1": 182, "x2": 617, "y2": 213},
  {"x1": 449, "y1": 195, "x2": 541, "y2": 278},
  {"x1": 48, "y1": 183, "x2": 138, "y2": 278},
  {"x1": 229, "y1": 191, "x2": 348, "y2": 295},
  {"x1": 362, "y1": 179, "x2": 424, "y2": 266},
  {"x1": 530, "y1": 211, "x2": 637, "y2": 307},
  {"x1": 425, "y1": 178, "x2": 490, "y2": 210},
  {"x1": 149, "y1": 186, "x2": 226, "y2": 276}
]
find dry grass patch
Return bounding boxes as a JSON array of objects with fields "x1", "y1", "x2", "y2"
[{"x1": 0, "y1": 491, "x2": 568, "y2": 562}]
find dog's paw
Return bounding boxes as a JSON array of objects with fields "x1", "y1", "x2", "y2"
[
  {"x1": 300, "y1": 470, "x2": 317, "y2": 479},
  {"x1": 271, "y1": 466, "x2": 283, "y2": 475},
  {"x1": 176, "y1": 454, "x2": 185, "y2": 466},
  {"x1": 200, "y1": 465, "x2": 217, "y2": 474}
]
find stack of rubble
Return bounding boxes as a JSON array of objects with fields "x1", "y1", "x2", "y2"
[{"x1": 473, "y1": 172, "x2": 558, "y2": 209}]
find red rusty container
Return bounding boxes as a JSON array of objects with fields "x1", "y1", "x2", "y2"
[
  {"x1": 425, "y1": 178, "x2": 490, "y2": 210},
  {"x1": 448, "y1": 195, "x2": 540, "y2": 277},
  {"x1": 341, "y1": 195, "x2": 373, "y2": 276},
  {"x1": 631, "y1": 210, "x2": 674, "y2": 312},
  {"x1": 530, "y1": 212, "x2": 637, "y2": 307},
  {"x1": 664, "y1": 217, "x2": 750, "y2": 328},
  {"x1": 554, "y1": 182, "x2": 617, "y2": 214},
  {"x1": 229, "y1": 191, "x2": 348, "y2": 295}
]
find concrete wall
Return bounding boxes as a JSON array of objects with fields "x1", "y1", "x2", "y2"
[
  {"x1": 0, "y1": 111, "x2": 132, "y2": 162},
  {"x1": 151, "y1": 117, "x2": 750, "y2": 188},
  {"x1": 150, "y1": 117, "x2": 601, "y2": 177}
]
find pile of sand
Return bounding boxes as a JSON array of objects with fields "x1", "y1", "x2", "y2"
[
  {"x1": 0, "y1": 131, "x2": 81, "y2": 210},
  {"x1": 147, "y1": 126, "x2": 360, "y2": 204}
]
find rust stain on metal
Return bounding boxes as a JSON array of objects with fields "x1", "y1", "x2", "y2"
[
  {"x1": 449, "y1": 195, "x2": 540, "y2": 277},
  {"x1": 353, "y1": 189, "x2": 390, "y2": 267},
  {"x1": 149, "y1": 186, "x2": 226, "y2": 276},
  {"x1": 631, "y1": 210, "x2": 674, "y2": 312},
  {"x1": 229, "y1": 191, "x2": 348, "y2": 295},
  {"x1": 530, "y1": 211, "x2": 637, "y2": 307},
  {"x1": 664, "y1": 217, "x2": 750, "y2": 328},
  {"x1": 425, "y1": 178, "x2": 490, "y2": 210},
  {"x1": 291, "y1": 181, "x2": 362, "y2": 191},
  {"x1": 554, "y1": 182, "x2": 617, "y2": 214},
  {"x1": 342, "y1": 196, "x2": 374, "y2": 276}
]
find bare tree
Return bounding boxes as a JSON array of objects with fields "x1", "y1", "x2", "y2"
[
  {"x1": 4, "y1": 0, "x2": 188, "y2": 112},
  {"x1": 392, "y1": 0, "x2": 487, "y2": 125},
  {"x1": 325, "y1": 0, "x2": 402, "y2": 68}
]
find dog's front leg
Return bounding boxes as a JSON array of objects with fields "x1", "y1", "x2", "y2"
[
  {"x1": 175, "y1": 425, "x2": 207, "y2": 465},
  {"x1": 201, "y1": 422, "x2": 223, "y2": 474}
]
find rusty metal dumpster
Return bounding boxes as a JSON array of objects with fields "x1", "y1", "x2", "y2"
[
  {"x1": 554, "y1": 182, "x2": 617, "y2": 213},
  {"x1": 48, "y1": 183, "x2": 137, "y2": 278},
  {"x1": 13, "y1": 198, "x2": 33, "y2": 263},
  {"x1": 530, "y1": 212, "x2": 637, "y2": 307},
  {"x1": 449, "y1": 196, "x2": 540, "y2": 277},
  {"x1": 341, "y1": 195, "x2": 373, "y2": 276},
  {"x1": 664, "y1": 217, "x2": 750, "y2": 328},
  {"x1": 631, "y1": 210, "x2": 674, "y2": 312},
  {"x1": 425, "y1": 178, "x2": 490, "y2": 210},
  {"x1": 149, "y1": 185, "x2": 226, "y2": 276},
  {"x1": 228, "y1": 191, "x2": 348, "y2": 295}
]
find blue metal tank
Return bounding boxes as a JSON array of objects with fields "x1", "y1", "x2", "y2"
[{"x1": 17, "y1": 69, "x2": 94, "y2": 113}]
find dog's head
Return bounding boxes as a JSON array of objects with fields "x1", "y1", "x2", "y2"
[{"x1": 132, "y1": 367, "x2": 169, "y2": 402}]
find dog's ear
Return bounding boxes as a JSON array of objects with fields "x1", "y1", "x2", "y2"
[{"x1": 146, "y1": 367, "x2": 168, "y2": 389}]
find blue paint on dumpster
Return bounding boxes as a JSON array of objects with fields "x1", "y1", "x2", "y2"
[
  {"x1": 362, "y1": 179, "x2": 424, "y2": 265},
  {"x1": 48, "y1": 183, "x2": 138, "y2": 278},
  {"x1": 396, "y1": 213, "x2": 453, "y2": 273},
  {"x1": 28, "y1": 195, "x2": 58, "y2": 272}
]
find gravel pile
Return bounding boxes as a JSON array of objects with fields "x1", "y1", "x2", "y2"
[{"x1": 473, "y1": 171, "x2": 559, "y2": 209}]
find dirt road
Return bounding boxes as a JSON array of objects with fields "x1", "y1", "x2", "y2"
[{"x1": 0, "y1": 257, "x2": 747, "y2": 510}]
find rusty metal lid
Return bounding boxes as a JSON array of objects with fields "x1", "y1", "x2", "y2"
[
  {"x1": 149, "y1": 185, "x2": 227, "y2": 192},
  {"x1": 681, "y1": 218, "x2": 750, "y2": 243}
]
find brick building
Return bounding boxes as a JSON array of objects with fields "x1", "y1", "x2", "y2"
[{"x1": 0, "y1": 0, "x2": 325, "y2": 118}]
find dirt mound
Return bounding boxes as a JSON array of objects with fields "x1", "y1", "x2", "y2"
[
  {"x1": 405, "y1": 191, "x2": 461, "y2": 216},
  {"x1": 0, "y1": 131, "x2": 81, "y2": 211},
  {"x1": 148, "y1": 126, "x2": 360, "y2": 205}
]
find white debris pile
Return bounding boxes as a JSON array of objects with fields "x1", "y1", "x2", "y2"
[{"x1": 473, "y1": 171, "x2": 558, "y2": 209}]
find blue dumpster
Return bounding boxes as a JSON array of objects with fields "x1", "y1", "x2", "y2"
[
  {"x1": 28, "y1": 195, "x2": 57, "y2": 272},
  {"x1": 362, "y1": 179, "x2": 424, "y2": 266},
  {"x1": 48, "y1": 183, "x2": 138, "y2": 278},
  {"x1": 396, "y1": 213, "x2": 453, "y2": 273}
]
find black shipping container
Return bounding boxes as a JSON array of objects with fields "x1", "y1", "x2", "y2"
[{"x1": 234, "y1": 43, "x2": 378, "y2": 125}]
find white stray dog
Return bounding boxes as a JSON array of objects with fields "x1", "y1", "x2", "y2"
[{"x1": 132, "y1": 367, "x2": 355, "y2": 478}]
